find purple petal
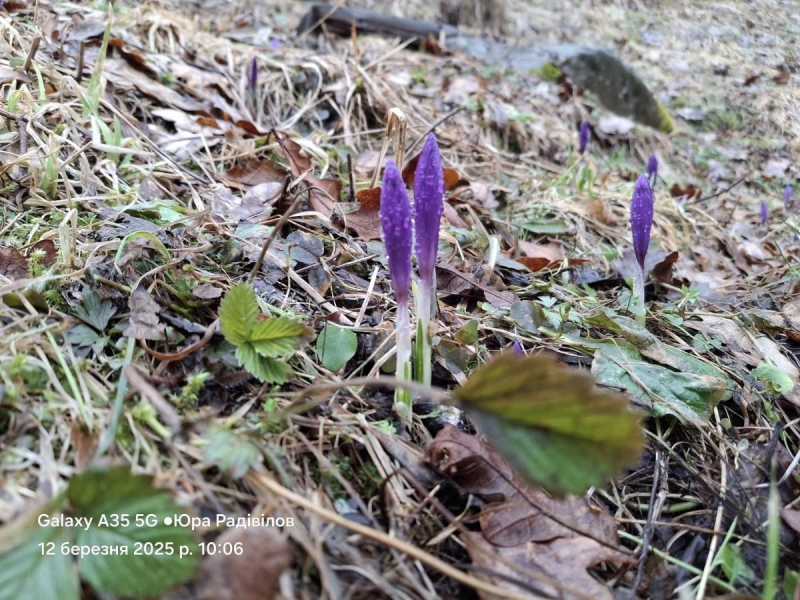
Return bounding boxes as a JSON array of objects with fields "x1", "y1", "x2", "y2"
[
  {"x1": 647, "y1": 154, "x2": 658, "y2": 180},
  {"x1": 760, "y1": 200, "x2": 769, "y2": 225},
  {"x1": 630, "y1": 175, "x2": 654, "y2": 271},
  {"x1": 784, "y1": 185, "x2": 793, "y2": 207},
  {"x1": 413, "y1": 133, "x2": 444, "y2": 283},
  {"x1": 248, "y1": 57, "x2": 258, "y2": 94},
  {"x1": 578, "y1": 121, "x2": 590, "y2": 155},
  {"x1": 380, "y1": 160, "x2": 412, "y2": 304},
  {"x1": 512, "y1": 339, "x2": 524, "y2": 356}
]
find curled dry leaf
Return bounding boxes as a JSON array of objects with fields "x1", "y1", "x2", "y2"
[
  {"x1": 223, "y1": 158, "x2": 287, "y2": 189},
  {"x1": 196, "y1": 527, "x2": 291, "y2": 600},
  {"x1": 0, "y1": 247, "x2": 29, "y2": 280},
  {"x1": 347, "y1": 187, "x2": 383, "y2": 241},
  {"x1": 274, "y1": 132, "x2": 341, "y2": 218},
  {"x1": 122, "y1": 286, "x2": 165, "y2": 340},
  {"x1": 26, "y1": 239, "x2": 58, "y2": 267},
  {"x1": 436, "y1": 262, "x2": 517, "y2": 308},
  {"x1": 425, "y1": 425, "x2": 633, "y2": 600}
]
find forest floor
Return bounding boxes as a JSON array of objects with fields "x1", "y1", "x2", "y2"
[{"x1": 0, "y1": 0, "x2": 798, "y2": 599}]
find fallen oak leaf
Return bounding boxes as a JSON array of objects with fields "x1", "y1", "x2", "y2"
[
  {"x1": 196, "y1": 527, "x2": 291, "y2": 600},
  {"x1": 436, "y1": 262, "x2": 517, "y2": 308},
  {"x1": 426, "y1": 426, "x2": 634, "y2": 600},
  {"x1": 0, "y1": 247, "x2": 29, "y2": 279},
  {"x1": 123, "y1": 286, "x2": 165, "y2": 340},
  {"x1": 346, "y1": 187, "x2": 382, "y2": 241},
  {"x1": 274, "y1": 131, "x2": 341, "y2": 218},
  {"x1": 425, "y1": 425, "x2": 620, "y2": 547},
  {"x1": 402, "y1": 152, "x2": 464, "y2": 191}
]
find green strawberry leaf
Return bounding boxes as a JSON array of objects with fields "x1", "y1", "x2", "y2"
[
  {"x1": 68, "y1": 466, "x2": 199, "y2": 598},
  {"x1": 219, "y1": 283, "x2": 260, "y2": 346},
  {"x1": 0, "y1": 519, "x2": 79, "y2": 600},
  {"x1": 236, "y1": 344, "x2": 294, "y2": 383},
  {"x1": 204, "y1": 425, "x2": 263, "y2": 478},
  {"x1": 249, "y1": 317, "x2": 312, "y2": 357},
  {"x1": 453, "y1": 353, "x2": 644, "y2": 496}
]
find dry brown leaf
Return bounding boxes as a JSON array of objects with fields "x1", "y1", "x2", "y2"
[
  {"x1": 223, "y1": 159, "x2": 287, "y2": 189},
  {"x1": 436, "y1": 262, "x2": 517, "y2": 308},
  {"x1": 275, "y1": 133, "x2": 340, "y2": 217},
  {"x1": 425, "y1": 425, "x2": 619, "y2": 546},
  {"x1": 105, "y1": 58, "x2": 204, "y2": 113},
  {"x1": 402, "y1": 152, "x2": 464, "y2": 191},
  {"x1": 0, "y1": 247, "x2": 29, "y2": 279},
  {"x1": 211, "y1": 183, "x2": 282, "y2": 222},
  {"x1": 576, "y1": 197, "x2": 618, "y2": 226},
  {"x1": 196, "y1": 527, "x2": 291, "y2": 600},
  {"x1": 442, "y1": 202, "x2": 468, "y2": 228},
  {"x1": 192, "y1": 283, "x2": 223, "y2": 299},
  {"x1": 669, "y1": 182, "x2": 701, "y2": 200},
  {"x1": 26, "y1": 239, "x2": 58, "y2": 267},
  {"x1": 783, "y1": 298, "x2": 800, "y2": 342},
  {"x1": 122, "y1": 286, "x2": 165, "y2": 340},
  {"x1": 427, "y1": 426, "x2": 632, "y2": 600},
  {"x1": 782, "y1": 508, "x2": 800, "y2": 536},
  {"x1": 0, "y1": 67, "x2": 31, "y2": 85},
  {"x1": 651, "y1": 251, "x2": 679, "y2": 283},
  {"x1": 346, "y1": 187, "x2": 382, "y2": 241},
  {"x1": 443, "y1": 74, "x2": 485, "y2": 103},
  {"x1": 517, "y1": 241, "x2": 563, "y2": 263}
]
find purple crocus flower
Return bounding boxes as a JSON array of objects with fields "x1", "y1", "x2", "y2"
[
  {"x1": 413, "y1": 133, "x2": 444, "y2": 286},
  {"x1": 412, "y1": 133, "x2": 444, "y2": 387},
  {"x1": 647, "y1": 154, "x2": 658, "y2": 186},
  {"x1": 784, "y1": 185, "x2": 793, "y2": 208},
  {"x1": 578, "y1": 121, "x2": 590, "y2": 155},
  {"x1": 513, "y1": 339, "x2": 524, "y2": 356},
  {"x1": 381, "y1": 160, "x2": 412, "y2": 304},
  {"x1": 381, "y1": 159, "x2": 413, "y2": 422},
  {"x1": 630, "y1": 175, "x2": 654, "y2": 271},
  {"x1": 760, "y1": 200, "x2": 769, "y2": 225}
]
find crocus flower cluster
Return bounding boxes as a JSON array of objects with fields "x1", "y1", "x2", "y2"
[
  {"x1": 578, "y1": 121, "x2": 590, "y2": 155},
  {"x1": 380, "y1": 133, "x2": 444, "y2": 420},
  {"x1": 630, "y1": 174, "x2": 654, "y2": 326}
]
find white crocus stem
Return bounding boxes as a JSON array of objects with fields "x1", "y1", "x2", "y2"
[
  {"x1": 633, "y1": 266, "x2": 646, "y2": 326},
  {"x1": 417, "y1": 278, "x2": 433, "y2": 387},
  {"x1": 394, "y1": 299, "x2": 413, "y2": 424}
]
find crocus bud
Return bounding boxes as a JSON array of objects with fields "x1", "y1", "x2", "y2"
[
  {"x1": 784, "y1": 185, "x2": 793, "y2": 208},
  {"x1": 380, "y1": 160, "x2": 412, "y2": 305},
  {"x1": 647, "y1": 154, "x2": 658, "y2": 185},
  {"x1": 413, "y1": 133, "x2": 444, "y2": 284},
  {"x1": 760, "y1": 200, "x2": 769, "y2": 225},
  {"x1": 513, "y1": 339, "x2": 524, "y2": 356},
  {"x1": 248, "y1": 57, "x2": 258, "y2": 95},
  {"x1": 578, "y1": 121, "x2": 590, "y2": 155},
  {"x1": 630, "y1": 175, "x2": 654, "y2": 271}
]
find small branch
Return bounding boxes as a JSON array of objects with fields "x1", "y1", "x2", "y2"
[{"x1": 23, "y1": 37, "x2": 40, "y2": 73}]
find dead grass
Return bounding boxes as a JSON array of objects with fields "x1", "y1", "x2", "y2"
[{"x1": 0, "y1": 0, "x2": 798, "y2": 598}]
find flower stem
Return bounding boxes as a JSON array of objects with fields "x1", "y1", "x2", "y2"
[
  {"x1": 632, "y1": 266, "x2": 646, "y2": 326},
  {"x1": 416, "y1": 281, "x2": 433, "y2": 387},
  {"x1": 394, "y1": 300, "x2": 413, "y2": 425}
]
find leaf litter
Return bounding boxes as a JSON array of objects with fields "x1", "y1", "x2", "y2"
[{"x1": 0, "y1": 0, "x2": 799, "y2": 598}]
